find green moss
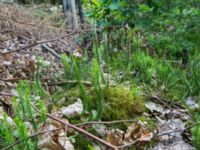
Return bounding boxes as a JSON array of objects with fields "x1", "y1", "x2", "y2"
[
  {"x1": 53, "y1": 86, "x2": 146, "y2": 121},
  {"x1": 102, "y1": 86, "x2": 146, "y2": 120},
  {"x1": 66, "y1": 88, "x2": 81, "y2": 103}
]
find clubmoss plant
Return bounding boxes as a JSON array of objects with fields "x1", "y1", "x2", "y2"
[
  {"x1": 71, "y1": 56, "x2": 89, "y2": 112},
  {"x1": 91, "y1": 58, "x2": 104, "y2": 120},
  {"x1": 192, "y1": 125, "x2": 200, "y2": 150},
  {"x1": 0, "y1": 80, "x2": 48, "y2": 150}
]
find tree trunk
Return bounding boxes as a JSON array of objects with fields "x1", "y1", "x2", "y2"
[{"x1": 71, "y1": 0, "x2": 79, "y2": 29}]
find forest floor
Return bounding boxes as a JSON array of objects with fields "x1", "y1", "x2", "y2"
[{"x1": 0, "y1": 4, "x2": 197, "y2": 150}]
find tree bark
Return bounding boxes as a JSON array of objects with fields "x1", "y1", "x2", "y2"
[{"x1": 71, "y1": 0, "x2": 79, "y2": 29}]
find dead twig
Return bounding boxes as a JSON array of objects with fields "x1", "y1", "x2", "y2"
[
  {"x1": 117, "y1": 139, "x2": 138, "y2": 149},
  {"x1": 46, "y1": 114, "x2": 118, "y2": 150},
  {"x1": 76, "y1": 119, "x2": 136, "y2": 126},
  {"x1": 156, "y1": 122, "x2": 199, "y2": 137},
  {"x1": 150, "y1": 95, "x2": 170, "y2": 109},
  {"x1": 0, "y1": 78, "x2": 92, "y2": 86},
  {"x1": 1, "y1": 32, "x2": 76, "y2": 55},
  {"x1": 41, "y1": 44, "x2": 61, "y2": 59},
  {"x1": 0, "y1": 78, "x2": 26, "y2": 82},
  {"x1": 0, "y1": 92, "x2": 15, "y2": 97}
]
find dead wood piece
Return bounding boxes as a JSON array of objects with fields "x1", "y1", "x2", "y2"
[
  {"x1": 42, "y1": 44, "x2": 61, "y2": 59},
  {"x1": 1, "y1": 32, "x2": 77, "y2": 55},
  {"x1": 0, "y1": 78, "x2": 92, "y2": 86}
]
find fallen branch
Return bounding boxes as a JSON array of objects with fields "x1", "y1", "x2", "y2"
[
  {"x1": 42, "y1": 44, "x2": 61, "y2": 59},
  {"x1": 1, "y1": 32, "x2": 76, "y2": 55},
  {"x1": 0, "y1": 78, "x2": 92, "y2": 86},
  {"x1": 46, "y1": 114, "x2": 118, "y2": 150}
]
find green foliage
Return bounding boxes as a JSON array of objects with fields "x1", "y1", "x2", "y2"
[
  {"x1": 131, "y1": 51, "x2": 156, "y2": 84},
  {"x1": 0, "y1": 80, "x2": 47, "y2": 149},
  {"x1": 71, "y1": 56, "x2": 89, "y2": 112},
  {"x1": 61, "y1": 54, "x2": 90, "y2": 111},
  {"x1": 91, "y1": 58, "x2": 104, "y2": 120},
  {"x1": 14, "y1": 117, "x2": 36, "y2": 150},
  {"x1": 192, "y1": 125, "x2": 200, "y2": 150},
  {"x1": 17, "y1": 81, "x2": 37, "y2": 130},
  {"x1": 33, "y1": 60, "x2": 48, "y2": 98},
  {"x1": 0, "y1": 114, "x2": 15, "y2": 149},
  {"x1": 61, "y1": 54, "x2": 71, "y2": 79},
  {"x1": 85, "y1": 0, "x2": 200, "y2": 57},
  {"x1": 187, "y1": 56, "x2": 200, "y2": 96}
]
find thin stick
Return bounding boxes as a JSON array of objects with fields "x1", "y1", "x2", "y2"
[
  {"x1": 0, "y1": 78, "x2": 92, "y2": 86},
  {"x1": 156, "y1": 122, "x2": 199, "y2": 137},
  {"x1": 1, "y1": 32, "x2": 76, "y2": 55},
  {"x1": 117, "y1": 139, "x2": 138, "y2": 149},
  {"x1": 46, "y1": 114, "x2": 118, "y2": 150},
  {"x1": 41, "y1": 44, "x2": 61, "y2": 59},
  {"x1": 76, "y1": 119, "x2": 136, "y2": 126},
  {"x1": 0, "y1": 92, "x2": 15, "y2": 96},
  {"x1": 150, "y1": 95, "x2": 170, "y2": 109}
]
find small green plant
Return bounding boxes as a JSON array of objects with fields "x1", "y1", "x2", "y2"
[
  {"x1": 192, "y1": 125, "x2": 200, "y2": 150},
  {"x1": 17, "y1": 81, "x2": 37, "y2": 130},
  {"x1": 61, "y1": 53, "x2": 71, "y2": 79},
  {"x1": 32, "y1": 59, "x2": 48, "y2": 98},
  {"x1": 71, "y1": 56, "x2": 89, "y2": 112},
  {"x1": 91, "y1": 58, "x2": 104, "y2": 120},
  {"x1": 0, "y1": 113, "x2": 15, "y2": 149},
  {"x1": 187, "y1": 57, "x2": 200, "y2": 96},
  {"x1": 130, "y1": 51, "x2": 156, "y2": 84},
  {"x1": 0, "y1": 81, "x2": 47, "y2": 150}
]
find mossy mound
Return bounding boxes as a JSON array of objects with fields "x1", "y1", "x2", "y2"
[
  {"x1": 54, "y1": 86, "x2": 146, "y2": 121},
  {"x1": 102, "y1": 86, "x2": 146, "y2": 120}
]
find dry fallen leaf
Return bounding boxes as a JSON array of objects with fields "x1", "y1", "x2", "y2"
[
  {"x1": 124, "y1": 122, "x2": 141, "y2": 144},
  {"x1": 138, "y1": 130, "x2": 153, "y2": 142},
  {"x1": 106, "y1": 129, "x2": 124, "y2": 146},
  {"x1": 38, "y1": 119, "x2": 74, "y2": 150}
]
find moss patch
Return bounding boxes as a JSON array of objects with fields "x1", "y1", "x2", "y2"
[
  {"x1": 102, "y1": 86, "x2": 146, "y2": 120},
  {"x1": 54, "y1": 86, "x2": 146, "y2": 121}
]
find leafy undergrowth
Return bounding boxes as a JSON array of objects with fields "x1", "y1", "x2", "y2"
[{"x1": 0, "y1": 3, "x2": 200, "y2": 150}]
